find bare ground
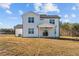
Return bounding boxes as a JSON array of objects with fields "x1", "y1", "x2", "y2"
[{"x1": 0, "y1": 35, "x2": 79, "y2": 56}]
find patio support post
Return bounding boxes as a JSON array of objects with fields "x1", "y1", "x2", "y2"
[{"x1": 38, "y1": 27, "x2": 39, "y2": 38}]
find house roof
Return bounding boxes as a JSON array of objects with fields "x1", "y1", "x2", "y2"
[
  {"x1": 38, "y1": 23, "x2": 54, "y2": 28},
  {"x1": 40, "y1": 14, "x2": 60, "y2": 19},
  {"x1": 22, "y1": 12, "x2": 60, "y2": 19},
  {"x1": 14, "y1": 24, "x2": 23, "y2": 29},
  {"x1": 22, "y1": 11, "x2": 39, "y2": 17}
]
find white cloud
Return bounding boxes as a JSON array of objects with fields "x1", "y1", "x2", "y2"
[
  {"x1": 44, "y1": 4, "x2": 60, "y2": 13},
  {"x1": 0, "y1": 3, "x2": 11, "y2": 9},
  {"x1": 0, "y1": 22, "x2": 3, "y2": 25},
  {"x1": 6, "y1": 10, "x2": 12, "y2": 14},
  {"x1": 64, "y1": 19, "x2": 70, "y2": 23},
  {"x1": 63, "y1": 14, "x2": 70, "y2": 23},
  {"x1": 34, "y1": 3, "x2": 60, "y2": 14},
  {"x1": 26, "y1": 4, "x2": 30, "y2": 7},
  {"x1": 71, "y1": 14, "x2": 76, "y2": 18},
  {"x1": 64, "y1": 14, "x2": 68, "y2": 18},
  {"x1": 18, "y1": 10, "x2": 23, "y2": 15},
  {"x1": 63, "y1": 13, "x2": 76, "y2": 23},
  {"x1": 0, "y1": 24, "x2": 12, "y2": 28},
  {"x1": 72, "y1": 4, "x2": 79, "y2": 10},
  {"x1": 8, "y1": 16, "x2": 18, "y2": 19},
  {"x1": 0, "y1": 3, "x2": 13, "y2": 14},
  {"x1": 0, "y1": 22, "x2": 11, "y2": 28},
  {"x1": 59, "y1": 14, "x2": 62, "y2": 17},
  {"x1": 34, "y1": 3, "x2": 42, "y2": 12},
  {"x1": 64, "y1": 14, "x2": 76, "y2": 18},
  {"x1": 72, "y1": 6, "x2": 76, "y2": 10},
  {"x1": 75, "y1": 4, "x2": 79, "y2": 9}
]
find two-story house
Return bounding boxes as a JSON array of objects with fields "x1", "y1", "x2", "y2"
[{"x1": 15, "y1": 12, "x2": 60, "y2": 38}]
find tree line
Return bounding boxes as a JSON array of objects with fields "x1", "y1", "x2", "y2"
[
  {"x1": 60, "y1": 22, "x2": 79, "y2": 37},
  {"x1": 0, "y1": 23, "x2": 79, "y2": 37},
  {"x1": 0, "y1": 28, "x2": 15, "y2": 34}
]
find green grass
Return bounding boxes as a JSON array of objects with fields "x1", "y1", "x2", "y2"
[{"x1": 0, "y1": 35, "x2": 79, "y2": 56}]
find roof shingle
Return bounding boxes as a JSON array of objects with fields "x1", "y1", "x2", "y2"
[{"x1": 14, "y1": 24, "x2": 22, "y2": 29}]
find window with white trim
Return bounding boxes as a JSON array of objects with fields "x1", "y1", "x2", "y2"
[
  {"x1": 49, "y1": 19, "x2": 55, "y2": 24},
  {"x1": 28, "y1": 17, "x2": 34, "y2": 23},
  {"x1": 28, "y1": 28, "x2": 34, "y2": 34}
]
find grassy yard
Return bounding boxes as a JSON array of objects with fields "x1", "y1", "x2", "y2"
[{"x1": 0, "y1": 35, "x2": 79, "y2": 56}]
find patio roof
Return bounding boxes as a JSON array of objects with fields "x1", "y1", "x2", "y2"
[
  {"x1": 40, "y1": 14, "x2": 60, "y2": 19},
  {"x1": 14, "y1": 24, "x2": 23, "y2": 29},
  {"x1": 38, "y1": 23, "x2": 54, "y2": 28}
]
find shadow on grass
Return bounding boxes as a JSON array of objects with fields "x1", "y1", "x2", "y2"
[
  {"x1": 59, "y1": 37, "x2": 79, "y2": 42},
  {"x1": 42, "y1": 37, "x2": 79, "y2": 42},
  {"x1": 22, "y1": 36, "x2": 79, "y2": 42}
]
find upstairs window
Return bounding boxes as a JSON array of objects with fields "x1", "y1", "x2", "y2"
[
  {"x1": 28, "y1": 28, "x2": 34, "y2": 34},
  {"x1": 49, "y1": 19, "x2": 55, "y2": 24},
  {"x1": 28, "y1": 17, "x2": 34, "y2": 23}
]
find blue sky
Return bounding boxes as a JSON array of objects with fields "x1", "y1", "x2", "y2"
[{"x1": 0, "y1": 3, "x2": 79, "y2": 28}]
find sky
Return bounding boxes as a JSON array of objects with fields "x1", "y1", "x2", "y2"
[{"x1": 0, "y1": 3, "x2": 79, "y2": 28}]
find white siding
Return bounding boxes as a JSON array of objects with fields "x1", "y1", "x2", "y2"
[
  {"x1": 22, "y1": 12, "x2": 60, "y2": 38},
  {"x1": 55, "y1": 19, "x2": 60, "y2": 37},
  {"x1": 15, "y1": 29, "x2": 22, "y2": 37},
  {"x1": 22, "y1": 12, "x2": 40, "y2": 37}
]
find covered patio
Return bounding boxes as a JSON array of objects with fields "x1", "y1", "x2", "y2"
[{"x1": 38, "y1": 23, "x2": 55, "y2": 37}]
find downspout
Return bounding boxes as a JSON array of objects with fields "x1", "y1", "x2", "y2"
[
  {"x1": 38, "y1": 27, "x2": 39, "y2": 38},
  {"x1": 38, "y1": 25, "x2": 39, "y2": 38}
]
